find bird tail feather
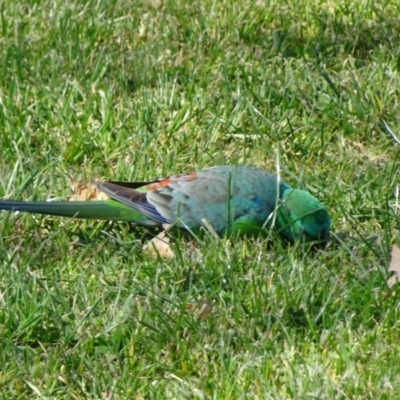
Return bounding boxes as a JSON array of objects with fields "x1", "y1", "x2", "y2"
[{"x1": 0, "y1": 199, "x2": 158, "y2": 226}]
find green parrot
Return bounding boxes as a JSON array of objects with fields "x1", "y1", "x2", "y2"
[{"x1": 0, "y1": 165, "x2": 331, "y2": 242}]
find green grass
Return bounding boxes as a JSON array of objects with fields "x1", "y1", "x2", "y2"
[{"x1": 1, "y1": 0, "x2": 400, "y2": 398}]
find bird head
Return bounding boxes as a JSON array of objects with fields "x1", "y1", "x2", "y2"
[{"x1": 276, "y1": 189, "x2": 331, "y2": 242}]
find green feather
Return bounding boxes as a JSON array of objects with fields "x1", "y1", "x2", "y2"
[
  {"x1": 276, "y1": 189, "x2": 330, "y2": 241},
  {"x1": 0, "y1": 200, "x2": 158, "y2": 227}
]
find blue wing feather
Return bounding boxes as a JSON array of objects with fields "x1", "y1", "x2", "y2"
[{"x1": 96, "y1": 181, "x2": 171, "y2": 225}]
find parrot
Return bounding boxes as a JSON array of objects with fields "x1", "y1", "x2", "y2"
[{"x1": 0, "y1": 165, "x2": 331, "y2": 242}]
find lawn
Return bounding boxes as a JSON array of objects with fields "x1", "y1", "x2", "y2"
[{"x1": 1, "y1": 0, "x2": 400, "y2": 398}]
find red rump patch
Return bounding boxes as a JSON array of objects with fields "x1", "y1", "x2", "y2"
[
  {"x1": 179, "y1": 172, "x2": 198, "y2": 181},
  {"x1": 146, "y1": 178, "x2": 172, "y2": 190},
  {"x1": 146, "y1": 172, "x2": 198, "y2": 190}
]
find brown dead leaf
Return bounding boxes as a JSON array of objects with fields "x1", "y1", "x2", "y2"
[
  {"x1": 68, "y1": 178, "x2": 109, "y2": 201},
  {"x1": 143, "y1": 230, "x2": 174, "y2": 259},
  {"x1": 185, "y1": 297, "x2": 215, "y2": 320},
  {"x1": 387, "y1": 244, "x2": 400, "y2": 288}
]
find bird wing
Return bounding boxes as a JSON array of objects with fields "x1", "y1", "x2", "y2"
[{"x1": 97, "y1": 166, "x2": 275, "y2": 234}]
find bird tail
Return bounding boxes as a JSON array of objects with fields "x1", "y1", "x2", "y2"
[{"x1": 0, "y1": 199, "x2": 159, "y2": 226}]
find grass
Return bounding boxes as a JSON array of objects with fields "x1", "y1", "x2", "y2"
[{"x1": 1, "y1": 0, "x2": 400, "y2": 398}]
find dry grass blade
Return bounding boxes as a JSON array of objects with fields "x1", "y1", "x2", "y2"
[{"x1": 387, "y1": 244, "x2": 400, "y2": 288}]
